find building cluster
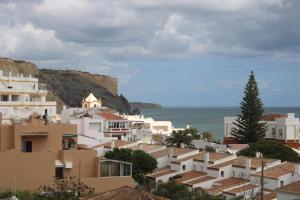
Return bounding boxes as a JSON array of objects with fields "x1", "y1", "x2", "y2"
[
  {"x1": 0, "y1": 70, "x2": 175, "y2": 195},
  {"x1": 0, "y1": 70, "x2": 300, "y2": 199}
]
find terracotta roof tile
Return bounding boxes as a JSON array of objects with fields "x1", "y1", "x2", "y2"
[
  {"x1": 147, "y1": 168, "x2": 177, "y2": 178},
  {"x1": 88, "y1": 186, "x2": 168, "y2": 200},
  {"x1": 173, "y1": 171, "x2": 206, "y2": 183},
  {"x1": 208, "y1": 156, "x2": 278, "y2": 171},
  {"x1": 262, "y1": 114, "x2": 286, "y2": 121},
  {"x1": 252, "y1": 162, "x2": 295, "y2": 179},
  {"x1": 223, "y1": 184, "x2": 258, "y2": 195},
  {"x1": 94, "y1": 140, "x2": 133, "y2": 148},
  {"x1": 277, "y1": 180, "x2": 300, "y2": 194},
  {"x1": 98, "y1": 112, "x2": 126, "y2": 120},
  {"x1": 183, "y1": 176, "x2": 215, "y2": 186},
  {"x1": 207, "y1": 177, "x2": 248, "y2": 195}
]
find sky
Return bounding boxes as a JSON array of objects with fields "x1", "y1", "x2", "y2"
[{"x1": 0, "y1": 0, "x2": 300, "y2": 107}]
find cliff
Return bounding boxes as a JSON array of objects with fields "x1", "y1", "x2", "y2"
[
  {"x1": 130, "y1": 102, "x2": 162, "y2": 109},
  {"x1": 0, "y1": 58, "x2": 131, "y2": 114}
]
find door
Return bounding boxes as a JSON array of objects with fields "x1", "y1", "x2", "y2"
[
  {"x1": 55, "y1": 167, "x2": 64, "y2": 179},
  {"x1": 25, "y1": 141, "x2": 32, "y2": 152}
]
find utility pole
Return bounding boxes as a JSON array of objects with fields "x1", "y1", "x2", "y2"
[
  {"x1": 260, "y1": 153, "x2": 264, "y2": 200},
  {"x1": 78, "y1": 158, "x2": 82, "y2": 180}
]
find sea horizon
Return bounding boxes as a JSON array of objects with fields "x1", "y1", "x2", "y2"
[{"x1": 141, "y1": 107, "x2": 300, "y2": 141}]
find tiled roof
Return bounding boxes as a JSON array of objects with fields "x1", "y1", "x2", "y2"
[
  {"x1": 147, "y1": 168, "x2": 177, "y2": 178},
  {"x1": 207, "y1": 177, "x2": 248, "y2": 195},
  {"x1": 184, "y1": 176, "x2": 215, "y2": 186},
  {"x1": 252, "y1": 162, "x2": 295, "y2": 179},
  {"x1": 98, "y1": 112, "x2": 126, "y2": 120},
  {"x1": 171, "y1": 151, "x2": 233, "y2": 164},
  {"x1": 128, "y1": 144, "x2": 164, "y2": 153},
  {"x1": 173, "y1": 171, "x2": 206, "y2": 183},
  {"x1": 94, "y1": 140, "x2": 133, "y2": 148},
  {"x1": 150, "y1": 149, "x2": 169, "y2": 159},
  {"x1": 172, "y1": 147, "x2": 197, "y2": 157},
  {"x1": 223, "y1": 184, "x2": 258, "y2": 195},
  {"x1": 88, "y1": 186, "x2": 168, "y2": 200},
  {"x1": 262, "y1": 114, "x2": 286, "y2": 121},
  {"x1": 208, "y1": 156, "x2": 278, "y2": 171},
  {"x1": 277, "y1": 180, "x2": 300, "y2": 194},
  {"x1": 227, "y1": 144, "x2": 249, "y2": 150}
]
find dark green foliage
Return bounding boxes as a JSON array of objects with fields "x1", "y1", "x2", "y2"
[
  {"x1": 238, "y1": 139, "x2": 300, "y2": 162},
  {"x1": 153, "y1": 181, "x2": 221, "y2": 200},
  {"x1": 185, "y1": 128, "x2": 201, "y2": 140},
  {"x1": 201, "y1": 131, "x2": 214, "y2": 141},
  {"x1": 132, "y1": 108, "x2": 141, "y2": 115},
  {"x1": 166, "y1": 130, "x2": 195, "y2": 148},
  {"x1": 37, "y1": 176, "x2": 95, "y2": 200},
  {"x1": 232, "y1": 71, "x2": 268, "y2": 143},
  {"x1": 205, "y1": 146, "x2": 216, "y2": 152},
  {"x1": 0, "y1": 190, "x2": 37, "y2": 200},
  {"x1": 105, "y1": 148, "x2": 157, "y2": 183}
]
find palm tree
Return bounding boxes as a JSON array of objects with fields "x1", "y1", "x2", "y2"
[
  {"x1": 165, "y1": 130, "x2": 195, "y2": 148},
  {"x1": 201, "y1": 131, "x2": 214, "y2": 141}
]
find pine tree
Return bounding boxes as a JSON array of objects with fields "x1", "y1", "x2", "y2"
[{"x1": 231, "y1": 71, "x2": 268, "y2": 143}]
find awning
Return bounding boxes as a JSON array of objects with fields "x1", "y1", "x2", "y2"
[
  {"x1": 63, "y1": 133, "x2": 77, "y2": 138},
  {"x1": 55, "y1": 160, "x2": 64, "y2": 167},
  {"x1": 65, "y1": 162, "x2": 73, "y2": 169}
]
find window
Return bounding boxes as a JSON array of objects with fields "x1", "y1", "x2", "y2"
[
  {"x1": 1, "y1": 95, "x2": 8, "y2": 101},
  {"x1": 280, "y1": 181, "x2": 284, "y2": 187},
  {"x1": 55, "y1": 167, "x2": 63, "y2": 179},
  {"x1": 232, "y1": 171, "x2": 235, "y2": 177},
  {"x1": 200, "y1": 166, "x2": 203, "y2": 171},
  {"x1": 182, "y1": 165, "x2": 186, "y2": 171},
  {"x1": 278, "y1": 129, "x2": 283, "y2": 138},
  {"x1": 193, "y1": 164, "x2": 196, "y2": 171},
  {"x1": 272, "y1": 128, "x2": 276, "y2": 137},
  {"x1": 221, "y1": 171, "x2": 224, "y2": 177},
  {"x1": 11, "y1": 95, "x2": 19, "y2": 101},
  {"x1": 68, "y1": 139, "x2": 76, "y2": 149},
  {"x1": 22, "y1": 140, "x2": 32, "y2": 152}
]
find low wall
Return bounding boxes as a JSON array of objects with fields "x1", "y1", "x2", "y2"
[{"x1": 81, "y1": 176, "x2": 135, "y2": 194}]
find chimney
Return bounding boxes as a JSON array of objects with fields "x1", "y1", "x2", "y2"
[
  {"x1": 246, "y1": 158, "x2": 252, "y2": 172},
  {"x1": 139, "y1": 143, "x2": 143, "y2": 150},
  {"x1": 169, "y1": 147, "x2": 174, "y2": 157},
  {"x1": 43, "y1": 109, "x2": 49, "y2": 125},
  {"x1": 204, "y1": 152, "x2": 209, "y2": 167},
  {"x1": 255, "y1": 152, "x2": 262, "y2": 158},
  {"x1": 294, "y1": 163, "x2": 300, "y2": 174}
]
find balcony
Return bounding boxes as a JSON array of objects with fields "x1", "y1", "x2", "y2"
[{"x1": 104, "y1": 128, "x2": 131, "y2": 133}]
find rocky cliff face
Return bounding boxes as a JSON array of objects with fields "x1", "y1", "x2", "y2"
[{"x1": 0, "y1": 58, "x2": 131, "y2": 114}]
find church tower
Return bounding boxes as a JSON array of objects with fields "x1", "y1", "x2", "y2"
[{"x1": 82, "y1": 93, "x2": 102, "y2": 109}]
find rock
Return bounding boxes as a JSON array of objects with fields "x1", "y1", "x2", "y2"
[{"x1": 0, "y1": 58, "x2": 132, "y2": 114}]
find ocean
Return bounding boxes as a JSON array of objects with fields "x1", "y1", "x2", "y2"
[{"x1": 140, "y1": 107, "x2": 300, "y2": 141}]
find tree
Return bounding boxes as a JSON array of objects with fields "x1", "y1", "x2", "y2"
[
  {"x1": 165, "y1": 130, "x2": 195, "y2": 148},
  {"x1": 238, "y1": 139, "x2": 300, "y2": 163},
  {"x1": 184, "y1": 128, "x2": 200, "y2": 140},
  {"x1": 153, "y1": 180, "x2": 222, "y2": 200},
  {"x1": 105, "y1": 148, "x2": 157, "y2": 183},
  {"x1": 231, "y1": 71, "x2": 268, "y2": 143},
  {"x1": 201, "y1": 131, "x2": 214, "y2": 141},
  {"x1": 37, "y1": 176, "x2": 95, "y2": 200}
]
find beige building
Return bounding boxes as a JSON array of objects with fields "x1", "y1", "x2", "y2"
[{"x1": 0, "y1": 113, "x2": 134, "y2": 193}]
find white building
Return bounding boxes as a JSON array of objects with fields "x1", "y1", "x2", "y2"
[
  {"x1": 277, "y1": 180, "x2": 300, "y2": 200},
  {"x1": 0, "y1": 70, "x2": 56, "y2": 123},
  {"x1": 224, "y1": 113, "x2": 300, "y2": 146},
  {"x1": 124, "y1": 114, "x2": 174, "y2": 143},
  {"x1": 60, "y1": 104, "x2": 132, "y2": 147}
]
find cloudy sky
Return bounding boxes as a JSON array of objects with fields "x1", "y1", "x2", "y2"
[{"x1": 1, "y1": 0, "x2": 300, "y2": 106}]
